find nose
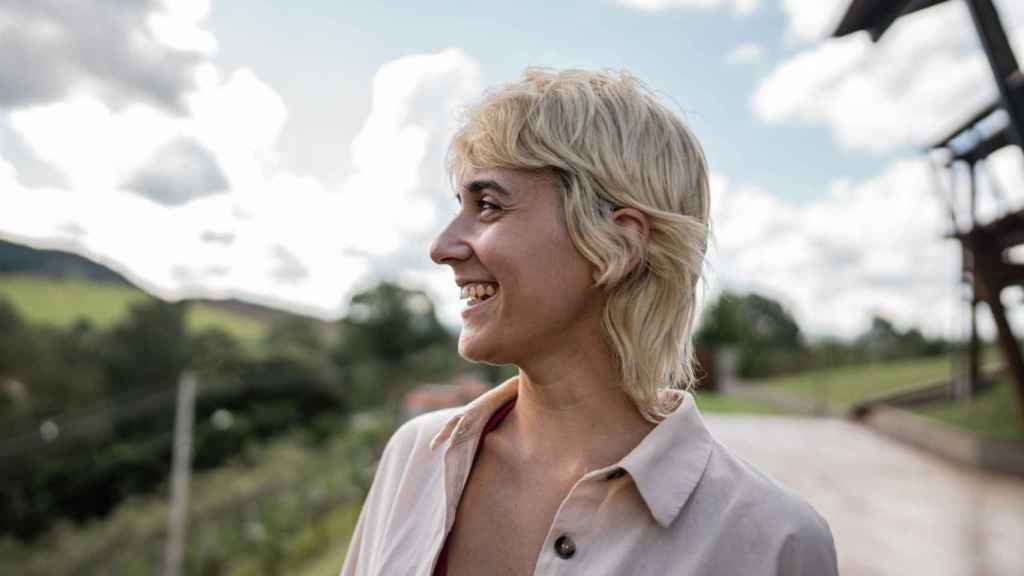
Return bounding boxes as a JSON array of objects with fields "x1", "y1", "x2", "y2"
[{"x1": 429, "y1": 215, "x2": 472, "y2": 266}]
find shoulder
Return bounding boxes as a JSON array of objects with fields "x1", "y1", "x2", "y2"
[
  {"x1": 698, "y1": 439, "x2": 837, "y2": 573},
  {"x1": 380, "y1": 407, "x2": 463, "y2": 463},
  {"x1": 358, "y1": 407, "x2": 463, "y2": 518}
]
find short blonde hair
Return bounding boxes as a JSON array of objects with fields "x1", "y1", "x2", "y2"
[{"x1": 448, "y1": 68, "x2": 710, "y2": 422}]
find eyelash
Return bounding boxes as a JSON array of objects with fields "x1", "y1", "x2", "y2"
[{"x1": 476, "y1": 199, "x2": 501, "y2": 212}]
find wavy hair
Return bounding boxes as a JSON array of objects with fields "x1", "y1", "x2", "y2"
[{"x1": 447, "y1": 68, "x2": 710, "y2": 422}]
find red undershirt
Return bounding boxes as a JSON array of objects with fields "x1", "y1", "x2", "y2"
[{"x1": 432, "y1": 396, "x2": 518, "y2": 576}]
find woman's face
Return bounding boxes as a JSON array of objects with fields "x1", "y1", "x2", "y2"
[{"x1": 430, "y1": 167, "x2": 605, "y2": 365}]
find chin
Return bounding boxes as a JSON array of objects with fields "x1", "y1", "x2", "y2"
[{"x1": 457, "y1": 330, "x2": 511, "y2": 365}]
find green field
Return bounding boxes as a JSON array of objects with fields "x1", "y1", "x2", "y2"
[
  {"x1": 694, "y1": 392, "x2": 780, "y2": 414},
  {"x1": 0, "y1": 274, "x2": 269, "y2": 343},
  {"x1": 914, "y1": 377, "x2": 1024, "y2": 441},
  {"x1": 754, "y1": 352, "x2": 1001, "y2": 412}
]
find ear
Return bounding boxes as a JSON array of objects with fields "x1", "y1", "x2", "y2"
[{"x1": 592, "y1": 207, "x2": 650, "y2": 283}]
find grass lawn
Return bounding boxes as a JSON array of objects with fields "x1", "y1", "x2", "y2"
[
  {"x1": 914, "y1": 378, "x2": 1024, "y2": 441},
  {"x1": 0, "y1": 274, "x2": 268, "y2": 344},
  {"x1": 693, "y1": 392, "x2": 780, "y2": 415},
  {"x1": 753, "y1": 352, "x2": 1002, "y2": 413}
]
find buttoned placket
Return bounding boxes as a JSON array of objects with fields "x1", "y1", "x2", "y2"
[
  {"x1": 531, "y1": 466, "x2": 629, "y2": 575},
  {"x1": 431, "y1": 420, "x2": 631, "y2": 576}
]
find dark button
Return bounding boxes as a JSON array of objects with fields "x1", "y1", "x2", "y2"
[
  {"x1": 605, "y1": 467, "x2": 626, "y2": 480},
  {"x1": 554, "y1": 535, "x2": 576, "y2": 559}
]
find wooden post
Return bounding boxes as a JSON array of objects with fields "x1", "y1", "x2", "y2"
[
  {"x1": 967, "y1": 161, "x2": 980, "y2": 398},
  {"x1": 973, "y1": 247, "x2": 1024, "y2": 421},
  {"x1": 163, "y1": 372, "x2": 197, "y2": 576}
]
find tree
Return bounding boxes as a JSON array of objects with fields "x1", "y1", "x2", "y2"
[
  {"x1": 100, "y1": 299, "x2": 189, "y2": 395},
  {"x1": 337, "y1": 283, "x2": 452, "y2": 365},
  {"x1": 335, "y1": 282, "x2": 456, "y2": 407},
  {"x1": 696, "y1": 291, "x2": 805, "y2": 378}
]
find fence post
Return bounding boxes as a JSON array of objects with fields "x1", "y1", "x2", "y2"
[{"x1": 163, "y1": 371, "x2": 197, "y2": 576}]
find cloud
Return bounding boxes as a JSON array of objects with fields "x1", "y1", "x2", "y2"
[
  {"x1": 708, "y1": 159, "x2": 966, "y2": 338},
  {"x1": 725, "y1": 42, "x2": 765, "y2": 65},
  {"x1": 124, "y1": 137, "x2": 228, "y2": 205},
  {"x1": 755, "y1": 0, "x2": 1024, "y2": 152},
  {"x1": 0, "y1": 0, "x2": 214, "y2": 113},
  {"x1": 0, "y1": 36, "x2": 481, "y2": 320},
  {"x1": 269, "y1": 245, "x2": 310, "y2": 284},
  {"x1": 616, "y1": 0, "x2": 759, "y2": 16},
  {"x1": 779, "y1": 0, "x2": 849, "y2": 43}
]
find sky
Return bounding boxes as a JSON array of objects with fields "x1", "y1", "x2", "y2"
[{"x1": 1, "y1": 0, "x2": 1023, "y2": 339}]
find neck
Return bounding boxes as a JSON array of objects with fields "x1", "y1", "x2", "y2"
[{"x1": 503, "y1": 331, "x2": 656, "y2": 477}]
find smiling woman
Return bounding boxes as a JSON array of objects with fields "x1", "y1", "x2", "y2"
[{"x1": 340, "y1": 68, "x2": 837, "y2": 576}]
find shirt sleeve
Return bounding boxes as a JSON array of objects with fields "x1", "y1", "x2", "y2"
[
  {"x1": 774, "y1": 510, "x2": 838, "y2": 576},
  {"x1": 339, "y1": 429, "x2": 403, "y2": 576}
]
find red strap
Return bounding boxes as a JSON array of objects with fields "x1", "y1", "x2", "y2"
[{"x1": 433, "y1": 396, "x2": 517, "y2": 575}]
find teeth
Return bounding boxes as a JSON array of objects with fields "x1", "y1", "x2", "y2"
[{"x1": 460, "y1": 283, "x2": 499, "y2": 301}]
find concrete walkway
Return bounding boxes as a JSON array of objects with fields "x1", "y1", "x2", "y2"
[{"x1": 703, "y1": 414, "x2": 1024, "y2": 576}]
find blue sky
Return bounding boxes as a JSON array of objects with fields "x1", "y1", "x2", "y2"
[
  {"x1": 207, "y1": 0, "x2": 886, "y2": 202},
  {"x1": 1, "y1": 0, "x2": 1022, "y2": 338}
]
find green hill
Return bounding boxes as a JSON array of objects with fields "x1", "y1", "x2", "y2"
[{"x1": 0, "y1": 274, "x2": 269, "y2": 344}]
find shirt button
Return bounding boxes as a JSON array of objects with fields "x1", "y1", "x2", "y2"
[
  {"x1": 605, "y1": 467, "x2": 626, "y2": 480},
  {"x1": 554, "y1": 535, "x2": 576, "y2": 559}
]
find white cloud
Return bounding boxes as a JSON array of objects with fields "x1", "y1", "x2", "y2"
[
  {"x1": 708, "y1": 159, "x2": 969, "y2": 338},
  {"x1": 0, "y1": 0, "x2": 482, "y2": 320},
  {"x1": 725, "y1": 42, "x2": 765, "y2": 65},
  {"x1": 756, "y1": 0, "x2": 1024, "y2": 152},
  {"x1": 616, "y1": 0, "x2": 759, "y2": 16},
  {"x1": 779, "y1": 0, "x2": 848, "y2": 43}
]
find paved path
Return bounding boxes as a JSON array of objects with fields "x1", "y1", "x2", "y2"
[{"x1": 703, "y1": 414, "x2": 1024, "y2": 576}]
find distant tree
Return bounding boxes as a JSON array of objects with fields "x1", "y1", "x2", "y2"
[
  {"x1": 858, "y1": 315, "x2": 947, "y2": 360},
  {"x1": 696, "y1": 291, "x2": 805, "y2": 377},
  {"x1": 338, "y1": 283, "x2": 452, "y2": 365},
  {"x1": 0, "y1": 296, "x2": 28, "y2": 381},
  {"x1": 335, "y1": 282, "x2": 455, "y2": 407},
  {"x1": 100, "y1": 299, "x2": 189, "y2": 394},
  {"x1": 190, "y1": 326, "x2": 246, "y2": 381}
]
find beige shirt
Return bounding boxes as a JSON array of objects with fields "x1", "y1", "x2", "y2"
[{"x1": 340, "y1": 378, "x2": 837, "y2": 575}]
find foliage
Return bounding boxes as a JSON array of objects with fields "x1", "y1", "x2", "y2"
[
  {"x1": 697, "y1": 291, "x2": 951, "y2": 379},
  {"x1": 334, "y1": 282, "x2": 460, "y2": 407},
  {"x1": 0, "y1": 412, "x2": 394, "y2": 576},
  {"x1": 0, "y1": 295, "x2": 348, "y2": 540},
  {"x1": 696, "y1": 291, "x2": 805, "y2": 377},
  {"x1": 0, "y1": 278, "x2": 467, "y2": 542},
  {"x1": 856, "y1": 315, "x2": 948, "y2": 361},
  {"x1": 101, "y1": 299, "x2": 191, "y2": 396}
]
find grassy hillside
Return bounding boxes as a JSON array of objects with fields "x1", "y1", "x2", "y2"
[
  {"x1": 754, "y1": 350, "x2": 1003, "y2": 412},
  {"x1": 0, "y1": 274, "x2": 269, "y2": 343},
  {"x1": 914, "y1": 377, "x2": 1023, "y2": 440}
]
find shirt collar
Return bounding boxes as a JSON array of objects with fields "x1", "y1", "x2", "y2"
[
  {"x1": 617, "y1": 390, "x2": 714, "y2": 527},
  {"x1": 429, "y1": 378, "x2": 713, "y2": 528},
  {"x1": 429, "y1": 375, "x2": 519, "y2": 450}
]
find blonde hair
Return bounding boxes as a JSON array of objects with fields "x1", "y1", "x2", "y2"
[{"x1": 447, "y1": 68, "x2": 710, "y2": 422}]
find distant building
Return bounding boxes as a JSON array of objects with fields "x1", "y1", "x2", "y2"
[{"x1": 400, "y1": 375, "x2": 490, "y2": 421}]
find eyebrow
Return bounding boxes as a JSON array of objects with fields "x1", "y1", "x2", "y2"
[{"x1": 455, "y1": 179, "x2": 512, "y2": 203}]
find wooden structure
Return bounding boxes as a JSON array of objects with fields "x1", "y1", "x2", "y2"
[{"x1": 833, "y1": 0, "x2": 1024, "y2": 420}]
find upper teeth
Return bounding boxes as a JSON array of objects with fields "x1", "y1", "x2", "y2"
[{"x1": 461, "y1": 283, "x2": 497, "y2": 300}]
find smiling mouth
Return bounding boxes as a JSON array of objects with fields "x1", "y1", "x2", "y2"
[{"x1": 460, "y1": 282, "x2": 499, "y2": 307}]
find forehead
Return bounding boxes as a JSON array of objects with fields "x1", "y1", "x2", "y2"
[{"x1": 457, "y1": 166, "x2": 561, "y2": 197}]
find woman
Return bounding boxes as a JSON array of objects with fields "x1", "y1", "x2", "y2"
[{"x1": 341, "y1": 68, "x2": 837, "y2": 575}]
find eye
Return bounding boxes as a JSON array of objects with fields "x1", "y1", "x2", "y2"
[{"x1": 476, "y1": 198, "x2": 502, "y2": 213}]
